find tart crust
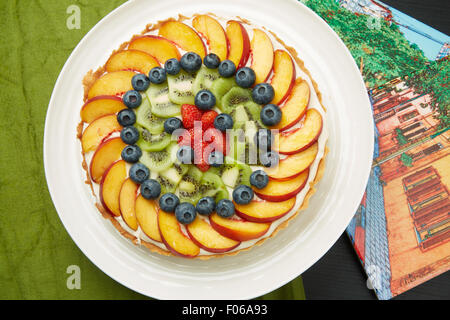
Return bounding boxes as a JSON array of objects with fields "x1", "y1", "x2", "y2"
[{"x1": 79, "y1": 14, "x2": 328, "y2": 259}]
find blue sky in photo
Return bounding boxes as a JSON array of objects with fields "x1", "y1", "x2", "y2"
[{"x1": 386, "y1": 5, "x2": 449, "y2": 60}]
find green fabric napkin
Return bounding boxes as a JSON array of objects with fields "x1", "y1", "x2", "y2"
[{"x1": 0, "y1": 0, "x2": 305, "y2": 300}]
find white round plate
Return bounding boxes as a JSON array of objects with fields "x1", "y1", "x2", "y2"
[{"x1": 44, "y1": 0, "x2": 373, "y2": 299}]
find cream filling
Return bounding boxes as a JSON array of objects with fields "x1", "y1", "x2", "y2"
[{"x1": 82, "y1": 15, "x2": 328, "y2": 256}]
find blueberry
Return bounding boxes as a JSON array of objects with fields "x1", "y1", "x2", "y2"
[
  {"x1": 177, "y1": 145, "x2": 194, "y2": 164},
  {"x1": 131, "y1": 74, "x2": 150, "y2": 91},
  {"x1": 140, "y1": 179, "x2": 161, "y2": 200},
  {"x1": 164, "y1": 117, "x2": 183, "y2": 134},
  {"x1": 254, "y1": 129, "x2": 273, "y2": 151},
  {"x1": 195, "y1": 89, "x2": 216, "y2": 110},
  {"x1": 235, "y1": 67, "x2": 256, "y2": 88},
  {"x1": 203, "y1": 53, "x2": 220, "y2": 69},
  {"x1": 216, "y1": 199, "x2": 235, "y2": 218},
  {"x1": 159, "y1": 193, "x2": 180, "y2": 213},
  {"x1": 120, "y1": 126, "x2": 140, "y2": 145},
  {"x1": 175, "y1": 202, "x2": 197, "y2": 225},
  {"x1": 260, "y1": 104, "x2": 282, "y2": 126},
  {"x1": 148, "y1": 67, "x2": 167, "y2": 84},
  {"x1": 252, "y1": 83, "x2": 275, "y2": 105},
  {"x1": 180, "y1": 52, "x2": 202, "y2": 73},
  {"x1": 121, "y1": 145, "x2": 142, "y2": 163},
  {"x1": 232, "y1": 185, "x2": 254, "y2": 205},
  {"x1": 218, "y1": 60, "x2": 236, "y2": 78},
  {"x1": 129, "y1": 163, "x2": 150, "y2": 184},
  {"x1": 250, "y1": 170, "x2": 269, "y2": 189},
  {"x1": 164, "y1": 58, "x2": 181, "y2": 75},
  {"x1": 117, "y1": 109, "x2": 136, "y2": 126},
  {"x1": 214, "y1": 113, "x2": 233, "y2": 132},
  {"x1": 122, "y1": 90, "x2": 142, "y2": 109},
  {"x1": 260, "y1": 151, "x2": 279, "y2": 168},
  {"x1": 208, "y1": 151, "x2": 224, "y2": 167},
  {"x1": 196, "y1": 196, "x2": 215, "y2": 216}
]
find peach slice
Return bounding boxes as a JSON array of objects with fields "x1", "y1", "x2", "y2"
[
  {"x1": 186, "y1": 217, "x2": 240, "y2": 253},
  {"x1": 80, "y1": 96, "x2": 126, "y2": 123},
  {"x1": 128, "y1": 36, "x2": 181, "y2": 64},
  {"x1": 250, "y1": 29, "x2": 274, "y2": 84},
  {"x1": 81, "y1": 114, "x2": 122, "y2": 153},
  {"x1": 159, "y1": 21, "x2": 206, "y2": 58},
  {"x1": 135, "y1": 195, "x2": 162, "y2": 242},
  {"x1": 119, "y1": 178, "x2": 139, "y2": 231},
  {"x1": 105, "y1": 49, "x2": 159, "y2": 74},
  {"x1": 100, "y1": 160, "x2": 127, "y2": 216},
  {"x1": 265, "y1": 142, "x2": 318, "y2": 180},
  {"x1": 273, "y1": 109, "x2": 323, "y2": 155},
  {"x1": 158, "y1": 210, "x2": 200, "y2": 258},
  {"x1": 90, "y1": 137, "x2": 127, "y2": 183},
  {"x1": 234, "y1": 198, "x2": 296, "y2": 223},
  {"x1": 272, "y1": 79, "x2": 310, "y2": 131},
  {"x1": 209, "y1": 214, "x2": 270, "y2": 241},
  {"x1": 193, "y1": 15, "x2": 228, "y2": 61},
  {"x1": 87, "y1": 71, "x2": 135, "y2": 99},
  {"x1": 226, "y1": 20, "x2": 250, "y2": 69},
  {"x1": 253, "y1": 170, "x2": 309, "y2": 202},
  {"x1": 270, "y1": 50, "x2": 296, "y2": 105}
]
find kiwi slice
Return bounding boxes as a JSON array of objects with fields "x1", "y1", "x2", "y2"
[
  {"x1": 136, "y1": 126, "x2": 171, "y2": 152},
  {"x1": 210, "y1": 158, "x2": 252, "y2": 188},
  {"x1": 146, "y1": 83, "x2": 181, "y2": 118},
  {"x1": 135, "y1": 97, "x2": 165, "y2": 134},
  {"x1": 210, "y1": 78, "x2": 237, "y2": 111},
  {"x1": 157, "y1": 163, "x2": 189, "y2": 194},
  {"x1": 167, "y1": 70, "x2": 196, "y2": 105},
  {"x1": 178, "y1": 165, "x2": 203, "y2": 205},
  {"x1": 192, "y1": 66, "x2": 220, "y2": 94},
  {"x1": 139, "y1": 142, "x2": 177, "y2": 173},
  {"x1": 221, "y1": 87, "x2": 253, "y2": 114},
  {"x1": 199, "y1": 171, "x2": 229, "y2": 201}
]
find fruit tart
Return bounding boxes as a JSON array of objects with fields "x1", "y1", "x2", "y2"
[{"x1": 78, "y1": 14, "x2": 328, "y2": 259}]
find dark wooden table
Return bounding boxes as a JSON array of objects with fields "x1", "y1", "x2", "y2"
[{"x1": 301, "y1": 0, "x2": 450, "y2": 300}]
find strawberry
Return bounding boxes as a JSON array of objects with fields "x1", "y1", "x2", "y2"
[
  {"x1": 181, "y1": 104, "x2": 202, "y2": 129},
  {"x1": 204, "y1": 128, "x2": 225, "y2": 154},
  {"x1": 201, "y1": 110, "x2": 218, "y2": 130},
  {"x1": 194, "y1": 140, "x2": 210, "y2": 172}
]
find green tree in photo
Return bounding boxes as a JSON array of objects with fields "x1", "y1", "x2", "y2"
[
  {"x1": 304, "y1": 0, "x2": 428, "y2": 87},
  {"x1": 403, "y1": 58, "x2": 450, "y2": 128}
]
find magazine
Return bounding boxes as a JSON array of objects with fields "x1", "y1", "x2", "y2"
[{"x1": 305, "y1": 0, "x2": 449, "y2": 299}]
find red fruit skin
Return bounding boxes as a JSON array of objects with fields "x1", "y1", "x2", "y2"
[
  {"x1": 204, "y1": 128, "x2": 225, "y2": 154},
  {"x1": 201, "y1": 110, "x2": 218, "y2": 130},
  {"x1": 181, "y1": 104, "x2": 202, "y2": 129}
]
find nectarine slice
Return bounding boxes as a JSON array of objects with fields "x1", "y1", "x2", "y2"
[
  {"x1": 265, "y1": 142, "x2": 318, "y2": 180},
  {"x1": 186, "y1": 217, "x2": 240, "y2": 253},
  {"x1": 100, "y1": 160, "x2": 127, "y2": 216},
  {"x1": 193, "y1": 15, "x2": 228, "y2": 61},
  {"x1": 159, "y1": 21, "x2": 206, "y2": 58},
  {"x1": 105, "y1": 49, "x2": 159, "y2": 74},
  {"x1": 90, "y1": 137, "x2": 127, "y2": 183},
  {"x1": 250, "y1": 29, "x2": 274, "y2": 84},
  {"x1": 235, "y1": 198, "x2": 296, "y2": 223},
  {"x1": 226, "y1": 21, "x2": 250, "y2": 69},
  {"x1": 272, "y1": 79, "x2": 309, "y2": 131},
  {"x1": 253, "y1": 170, "x2": 309, "y2": 202},
  {"x1": 270, "y1": 50, "x2": 296, "y2": 105},
  {"x1": 87, "y1": 71, "x2": 135, "y2": 99},
  {"x1": 81, "y1": 114, "x2": 122, "y2": 153},
  {"x1": 135, "y1": 195, "x2": 162, "y2": 242},
  {"x1": 273, "y1": 109, "x2": 323, "y2": 155},
  {"x1": 119, "y1": 178, "x2": 139, "y2": 231},
  {"x1": 80, "y1": 96, "x2": 126, "y2": 123},
  {"x1": 209, "y1": 214, "x2": 270, "y2": 242},
  {"x1": 129, "y1": 36, "x2": 180, "y2": 63},
  {"x1": 158, "y1": 210, "x2": 200, "y2": 258}
]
